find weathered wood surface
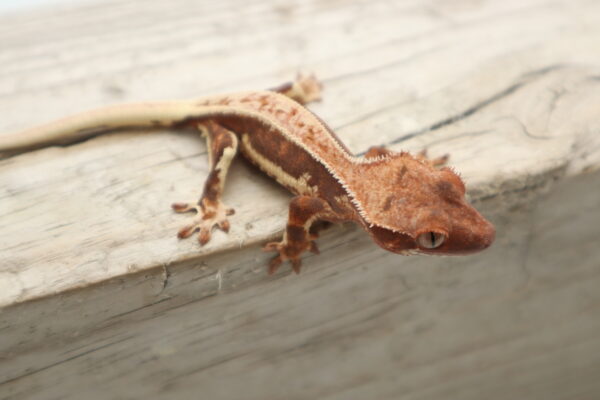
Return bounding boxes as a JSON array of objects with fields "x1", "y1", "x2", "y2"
[{"x1": 1, "y1": 0, "x2": 599, "y2": 399}]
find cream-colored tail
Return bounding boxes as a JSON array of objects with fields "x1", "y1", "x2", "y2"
[{"x1": 0, "y1": 101, "x2": 209, "y2": 157}]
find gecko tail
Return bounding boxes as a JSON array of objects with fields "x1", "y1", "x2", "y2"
[{"x1": 0, "y1": 101, "x2": 202, "y2": 158}]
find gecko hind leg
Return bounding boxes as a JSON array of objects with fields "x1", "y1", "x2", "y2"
[
  {"x1": 172, "y1": 121, "x2": 238, "y2": 245},
  {"x1": 270, "y1": 73, "x2": 322, "y2": 105}
]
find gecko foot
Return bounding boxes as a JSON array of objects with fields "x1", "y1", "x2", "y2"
[
  {"x1": 272, "y1": 73, "x2": 323, "y2": 105},
  {"x1": 293, "y1": 73, "x2": 323, "y2": 103},
  {"x1": 416, "y1": 149, "x2": 449, "y2": 168},
  {"x1": 263, "y1": 238, "x2": 320, "y2": 275},
  {"x1": 172, "y1": 201, "x2": 235, "y2": 245}
]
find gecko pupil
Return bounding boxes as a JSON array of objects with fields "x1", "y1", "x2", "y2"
[{"x1": 416, "y1": 231, "x2": 445, "y2": 249}]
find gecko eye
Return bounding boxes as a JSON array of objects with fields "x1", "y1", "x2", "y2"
[{"x1": 416, "y1": 231, "x2": 446, "y2": 249}]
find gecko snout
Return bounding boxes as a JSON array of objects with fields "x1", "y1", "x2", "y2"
[{"x1": 451, "y1": 216, "x2": 496, "y2": 254}]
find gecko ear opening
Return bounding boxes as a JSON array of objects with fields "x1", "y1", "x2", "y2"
[{"x1": 416, "y1": 231, "x2": 446, "y2": 249}]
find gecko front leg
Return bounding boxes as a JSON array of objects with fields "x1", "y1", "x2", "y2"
[
  {"x1": 416, "y1": 149, "x2": 449, "y2": 168},
  {"x1": 264, "y1": 196, "x2": 336, "y2": 275},
  {"x1": 172, "y1": 121, "x2": 238, "y2": 245}
]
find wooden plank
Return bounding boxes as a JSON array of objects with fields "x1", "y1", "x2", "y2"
[{"x1": 1, "y1": 0, "x2": 599, "y2": 398}]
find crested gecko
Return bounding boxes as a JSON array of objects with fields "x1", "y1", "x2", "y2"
[{"x1": 0, "y1": 75, "x2": 495, "y2": 274}]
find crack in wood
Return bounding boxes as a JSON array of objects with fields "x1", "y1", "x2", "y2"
[
  {"x1": 106, "y1": 297, "x2": 173, "y2": 321},
  {"x1": 0, "y1": 335, "x2": 135, "y2": 385},
  {"x1": 161, "y1": 264, "x2": 171, "y2": 291},
  {"x1": 495, "y1": 116, "x2": 552, "y2": 140},
  {"x1": 355, "y1": 64, "x2": 565, "y2": 155},
  {"x1": 420, "y1": 129, "x2": 493, "y2": 147}
]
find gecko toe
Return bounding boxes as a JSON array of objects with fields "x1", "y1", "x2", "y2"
[
  {"x1": 218, "y1": 220, "x2": 230, "y2": 233},
  {"x1": 309, "y1": 241, "x2": 320, "y2": 255},
  {"x1": 177, "y1": 224, "x2": 198, "y2": 239},
  {"x1": 416, "y1": 149, "x2": 450, "y2": 168},
  {"x1": 198, "y1": 228, "x2": 211, "y2": 245},
  {"x1": 268, "y1": 255, "x2": 283, "y2": 275},
  {"x1": 263, "y1": 242, "x2": 281, "y2": 252},
  {"x1": 291, "y1": 259, "x2": 302, "y2": 274},
  {"x1": 434, "y1": 153, "x2": 450, "y2": 167},
  {"x1": 171, "y1": 202, "x2": 198, "y2": 213}
]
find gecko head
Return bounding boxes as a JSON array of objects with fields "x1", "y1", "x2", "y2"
[{"x1": 363, "y1": 159, "x2": 495, "y2": 256}]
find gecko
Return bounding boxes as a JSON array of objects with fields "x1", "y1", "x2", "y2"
[{"x1": 0, "y1": 75, "x2": 495, "y2": 274}]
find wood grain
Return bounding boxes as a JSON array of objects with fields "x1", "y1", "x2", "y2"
[{"x1": 1, "y1": 0, "x2": 599, "y2": 398}]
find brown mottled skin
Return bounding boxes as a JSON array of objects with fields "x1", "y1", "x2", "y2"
[{"x1": 0, "y1": 75, "x2": 495, "y2": 274}]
